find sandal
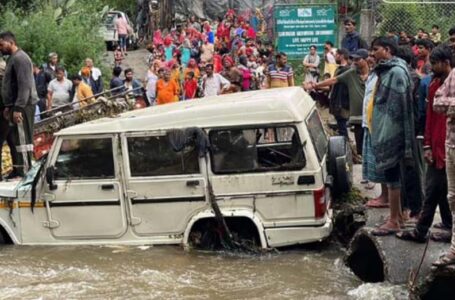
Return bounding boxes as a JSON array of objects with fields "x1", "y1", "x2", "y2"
[
  {"x1": 372, "y1": 222, "x2": 401, "y2": 236},
  {"x1": 433, "y1": 222, "x2": 451, "y2": 231},
  {"x1": 395, "y1": 230, "x2": 427, "y2": 243},
  {"x1": 365, "y1": 198, "x2": 389, "y2": 208},
  {"x1": 430, "y1": 231, "x2": 452, "y2": 243},
  {"x1": 432, "y1": 253, "x2": 455, "y2": 267},
  {"x1": 365, "y1": 183, "x2": 376, "y2": 190}
]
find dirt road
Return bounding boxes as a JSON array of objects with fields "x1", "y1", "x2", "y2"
[{"x1": 103, "y1": 48, "x2": 149, "y2": 80}]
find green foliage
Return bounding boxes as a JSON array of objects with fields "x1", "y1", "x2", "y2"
[
  {"x1": 102, "y1": 0, "x2": 137, "y2": 20},
  {"x1": 378, "y1": 2, "x2": 454, "y2": 39},
  {"x1": 289, "y1": 60, "x2": 305, "y2": 86},
  {"x1": 0, "y1": 0, "x2": 108, "y2": 76}
]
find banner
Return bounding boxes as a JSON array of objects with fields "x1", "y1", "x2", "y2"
[{"x1": 275, "y1": 5, "x2": 337, "y2": 58}]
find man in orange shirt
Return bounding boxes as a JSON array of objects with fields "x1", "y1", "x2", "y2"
[
  {"x1": 156, "y1": 68, "x2": 179, "y2": 105},
  {"x1": 71, "y1": 75, "x2": 94, "y2": 108}
]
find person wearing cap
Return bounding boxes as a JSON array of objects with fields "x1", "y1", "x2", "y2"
[
  {"x1": 303, "y1": 48, "x2": 370, "y2": 156},
  {"x1": 42, "y1": 52, "x2": 66, "y2": 81}
]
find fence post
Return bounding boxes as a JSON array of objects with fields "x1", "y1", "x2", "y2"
[{"x1": 360, "y1": 8, "x2": 375, "y2": 44}]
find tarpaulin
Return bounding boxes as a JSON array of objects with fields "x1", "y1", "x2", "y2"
[{"x1": 174, "y1": 0, "x2": 298, "y2": 20}]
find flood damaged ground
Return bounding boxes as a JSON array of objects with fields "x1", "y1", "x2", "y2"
[{"x1": 0, "y1": 244, "x2": 407, "y2": 299}]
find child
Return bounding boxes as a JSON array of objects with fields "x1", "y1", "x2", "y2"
[
  {"x1": 430, "y1": 24, "x2": 441, "y2": 45},
  {"x1": 183, "y1": 71, "x2": 198, "y2": 100},
  {"x1": 114, "y1": 45, "x2": 124, "y2": 67}
]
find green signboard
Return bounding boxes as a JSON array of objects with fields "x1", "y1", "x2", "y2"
[{"x1": 275, "y1": 5, "x2": 337, "y2": 58}]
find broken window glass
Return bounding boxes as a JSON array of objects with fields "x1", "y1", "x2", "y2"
[
  {"x1": 55, "y1": 138, "x2": 115, "y2": 179},
  {"x1": 210, "y1": 126, "x2": 306, "y2": 174},
  {"x1": 306, "y1": 110, "x2": 328, "y2": 161},
  {"x1": 127, "y1": 135, "x2": 200, "y2": 177}
]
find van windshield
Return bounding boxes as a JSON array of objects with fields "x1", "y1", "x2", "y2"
[
  {"x1": 209, "y1": 126, "x2": 306, "y2": 174},
  {"x1": 105, "y1": 14, "x2": 116, "y2": 27}
]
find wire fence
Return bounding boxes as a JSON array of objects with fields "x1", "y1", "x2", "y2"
[{"x1": 370, "y1": 0, "x2": 455, "y2": 40}]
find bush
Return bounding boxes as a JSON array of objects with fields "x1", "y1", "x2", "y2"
[{"x1": 0, "y1": 1, "x2": 108, "y2": 76}]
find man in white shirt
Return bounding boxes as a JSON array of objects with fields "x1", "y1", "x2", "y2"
[
  {"x1": 47, "y1": 67, "x2": 73, "y2": 110},
  {"x1": 203, "y1": 64, "x2": 230, "y2": 97}
]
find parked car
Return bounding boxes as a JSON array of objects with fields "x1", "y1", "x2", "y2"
[
  {"x1": 100, "y1": 10, "x2": 138, "y2": 51},
  {"x1": 0, "y1": 87, "x2": 352, "y2": 248}
]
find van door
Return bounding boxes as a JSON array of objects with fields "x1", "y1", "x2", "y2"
[
  {"x1": 121, "y1": 132, "x2": 207, "y2": 236},
  {"x1": 44, "y1": 135, "x2": 128, "y2": 239}
]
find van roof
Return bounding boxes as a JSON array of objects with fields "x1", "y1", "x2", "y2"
[{"x1": 56, "y1": 87, "x2": 315, "y2": 136}]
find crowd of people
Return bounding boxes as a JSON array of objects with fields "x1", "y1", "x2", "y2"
[
  {"x1": 110, "y1": 9, "x2": 293, "y2": 106},
  {"x1": 303, "y1": 18, "x2": 455, "y2": 267},
  {"x1": 1, "y1": 9, "x2": 455, "y2": 267}
]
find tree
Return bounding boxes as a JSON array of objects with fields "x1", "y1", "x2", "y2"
[
  {"x1": 102, "y1": 0, "x2": 137, "y2": 20},
  {"x1": 0, "y1": 0, "x2": 109, "y2": 75}
]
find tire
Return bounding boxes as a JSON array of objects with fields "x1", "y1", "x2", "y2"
[
  {"x1": 0, "y1": 227, "x2": 10, "y2": 244},
  {"x1": 328, "y1": 136, "x2": 353, "y2": 196}
]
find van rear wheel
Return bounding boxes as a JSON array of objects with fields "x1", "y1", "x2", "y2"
[
  {"x1": 328, "y1": 136, "x2": 353, "y2": 197},
  {"x1": 189, "y1": 217, "x2": 261, "y2": 251},
  {"x1": 0, "y1": 226, "x2": 12, "y2": 245}
]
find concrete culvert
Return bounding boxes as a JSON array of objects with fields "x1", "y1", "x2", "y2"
[
  {"x1": 346, "y1": 223, "x2": 455, "y2": 298},
  {"x1": 420, "y1": 276, "x2": 455, "y2": 299},
  {"x1": 346, "y1": 231, "x2": 385, "y2": 283},
  {"x1": 412, "y1": 266, "x2": 455, "y2": 299}
]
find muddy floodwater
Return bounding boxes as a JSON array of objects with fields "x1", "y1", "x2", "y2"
[{"x1": 0, "y1": 243, "x2": 408, "y2": 299}]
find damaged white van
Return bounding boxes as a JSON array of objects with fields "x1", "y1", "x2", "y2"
[{"x1": 0, "y1": 87, "x2": 352, "y2": 249}]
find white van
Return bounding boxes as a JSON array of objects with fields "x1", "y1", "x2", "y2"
[
  {"x1": 0, "y1": 88, "x2": 352, "y2": 249},
  {"x1": 100, "y1": 11, "x2": 138, "y2": 50}
]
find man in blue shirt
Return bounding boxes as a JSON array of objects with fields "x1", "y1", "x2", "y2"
[
  {"x1": 109, "y1": 66, "x2": 125, "y2": 96},
  {"x1": 341, "y1": 18, "x2": 368, "y2": 54}
]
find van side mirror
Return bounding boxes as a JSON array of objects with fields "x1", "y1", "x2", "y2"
[{"x1": 46, "y1": 167, "x2": 58, "y2": 191}]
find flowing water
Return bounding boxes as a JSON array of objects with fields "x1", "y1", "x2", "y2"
[{"x1": 0, "y1": 243, "x2": 408, "y2": 299}]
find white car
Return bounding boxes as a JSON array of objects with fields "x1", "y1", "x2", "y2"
[
  {"x1": 101, "y1": 10, "x2": 138, "y2": 50},
  {"x1": 0, "y1": 88, "x2": 352, "y2": 249}
]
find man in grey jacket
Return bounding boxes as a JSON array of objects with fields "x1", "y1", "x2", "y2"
[{"x1": 0, "y1": 31, "x2": 38, "y2": 178}]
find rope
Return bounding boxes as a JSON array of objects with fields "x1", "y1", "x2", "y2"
[{"x1": 410, "y1": 230, "x2": 431, "y2": 291}]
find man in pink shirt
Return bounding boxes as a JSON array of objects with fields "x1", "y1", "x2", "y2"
[
  {"x1": 115, "y1": 14, "x2": 129, "y2": 56},
  {"x1": 433, "y1": 52, "x2": 455, "y2": 267}
]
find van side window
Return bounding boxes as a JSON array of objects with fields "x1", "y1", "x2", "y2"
[
  {"x1": 127, "y1": 136, "x2": 199, "y2": 177},
  {"x1": 210, "y1": 126, "x2": 306, "y2": 174},
  {"x1": 306, "y1": 110, "x2": 328, "y2": 161},
  {"x1": 55, "y1": 138, "x2": 115, "y2": 179}
]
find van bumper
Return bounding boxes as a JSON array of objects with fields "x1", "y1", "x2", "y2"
[{"x1": 264, "y1": 217, "x2": 333, "y2": 248}]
